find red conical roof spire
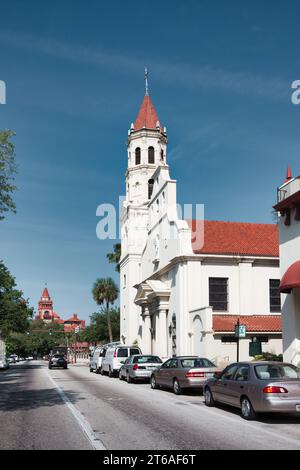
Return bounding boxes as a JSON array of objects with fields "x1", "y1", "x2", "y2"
[
  {"x1": 134, "y1": 95, "x2": 161, "y2": 131},
  {"x1": 41, "y1": 287, "x2": 50, "y2": 298},
  {"x1": 285, "y1": 165, "x2": 292, "y2": 183}
]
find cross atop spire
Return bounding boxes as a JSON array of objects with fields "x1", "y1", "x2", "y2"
[{"x1": 145, "y1": 67, "x2": 149, "y2": 96}]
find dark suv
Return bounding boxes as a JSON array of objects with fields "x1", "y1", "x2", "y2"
[{"x1": 49, "y1": 354, "x2": 68, "y2": 370}]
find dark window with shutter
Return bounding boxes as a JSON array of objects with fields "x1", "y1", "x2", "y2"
[
  {"x1": 270, "y1": 279, "x2": 281, "y2": 313},
  {"x1": 148, "y1": 146, "x2": 155, "y2": 164},
  {"x1": 135, "y1": 147, "x2": 141, "y2": 165},
  {"x1": 209, "y1": 277, "x2": 228, "y2": 312}
]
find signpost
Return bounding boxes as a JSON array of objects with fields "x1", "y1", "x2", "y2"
[
  {"x1": 73, "y1": 326, "x2": 81, "y2": 364},
  {"x1": 234, "y1": 319, "x2": 247, "y2": 362}
]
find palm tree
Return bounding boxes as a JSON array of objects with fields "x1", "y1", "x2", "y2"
[
  {"x1": 92, "y1": 278, "x2": 119, "y2": 343},
  {"x1": 106, "y1": 243, "x2": 121, "y2": 272}
]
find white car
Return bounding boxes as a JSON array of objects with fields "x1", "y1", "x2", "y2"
[
  {"x1": 0, "y1": 356, "x2": 9, "y2": 370},
  {"x1": 89, "y1": 347, "x2": 107, "y2": 374},
  {"x1": 101, "y1": 344, "x2": 142, "y2": 377}
]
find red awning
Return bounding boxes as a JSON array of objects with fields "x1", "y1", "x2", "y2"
[{"x1": 280, "y1": 260, "x2": 300, "y2": 293}]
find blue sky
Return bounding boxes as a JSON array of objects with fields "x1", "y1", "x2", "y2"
[{"x1": 1, "y1": 0, "x2": 300, "y2": 322}]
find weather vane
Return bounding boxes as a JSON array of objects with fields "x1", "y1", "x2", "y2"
[{"x1": 145, "y1": 67, "x2": 149, "y2": 96}]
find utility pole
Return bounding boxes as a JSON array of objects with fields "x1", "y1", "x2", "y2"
[{"x1": 236, "y1": 318, "x2": 240, "y2": 362}]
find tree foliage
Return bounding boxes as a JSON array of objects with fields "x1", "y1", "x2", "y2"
[
  {"x1": 0, "y1": 261, "x2": 33, "y2": 339},
  {"x1": 0, "y1": 130, "x2": 17, "y2": 220},
  {"x1": 92, "y1": 277, "x2": 119, "y2": 343},
  {"x1": 83, "y1": 308, "x2": 120, "y2": 345},
  {"x1": 106, "y1": 243, "x2": 121, "y2": 273},
  {"x1": 6, "y1": 319, "x2": 66, "y2": 357}
]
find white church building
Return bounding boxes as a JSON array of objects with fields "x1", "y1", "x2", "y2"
[
  {"x1": 120, "y1": 86, "x2": 282, "y2": 367},
  {"x1": 274, "y1": 167, "x2": 300, "y2": 367}
]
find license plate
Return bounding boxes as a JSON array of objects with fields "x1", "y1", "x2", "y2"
[{"x1": 296, "y1": 405, "x2": 300, "y2": 412}]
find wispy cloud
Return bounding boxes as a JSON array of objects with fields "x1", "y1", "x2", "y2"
[{"x1": 0, "y1": 30, "x2": 290, "y2": 103}]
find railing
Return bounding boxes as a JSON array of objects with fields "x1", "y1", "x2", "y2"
[{"x1": 278, "y1": 178, "x2": 300, "y2": 203}]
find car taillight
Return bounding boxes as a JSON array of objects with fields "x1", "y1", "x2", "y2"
[
  {"x1": 186, "y1": 371, "x2": 205, "y2": 378},
  {"x1": 263, "y1": 386, "x2": 288, "y2": 394},
  {"x1": 114, "y1": 351, "x2": 117, "y2": 358},
  {"x1": 133, "y1": 364, "x2": 139, "y2": 370}
]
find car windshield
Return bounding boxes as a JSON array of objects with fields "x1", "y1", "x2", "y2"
[
  {"x1": 255, "y1": 364, "x2": 300, "y2": 380},
  {"x1": 180, "y1": 358, "x2": 216, "y2": 368},
  {"x1": 133, "y1": 356, "x2": 162, "y2": 364},
  {"x1": 53, "y1": 354, "x2": 64, "y2": 359}
]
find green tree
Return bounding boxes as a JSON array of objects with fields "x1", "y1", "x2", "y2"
[
  {"x1": 84, "y1": 308, "x2": 120, "y2": 344},
  {"x1": 7, "y1": 319, "x2": 66, "y2": 358},
  {"x1": 0, "y1": 261, "x2": 33, "y2": 340},
  {"x1": 92, "y1": 278, "x2": 119, "y2": 343},
  {"x1": 0, "y1": 130, "x2": 17, "y2": 220},
  {"x1": 106, "y1": 243, "x2": 121, "y2": 273}
]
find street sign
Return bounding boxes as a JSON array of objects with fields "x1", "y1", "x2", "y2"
[{"x1": 235, "y1": 324, "x2": 247, "y2": 338}]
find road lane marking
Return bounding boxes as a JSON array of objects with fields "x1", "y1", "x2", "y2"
[{"x1": 45, "y1": 369, "x2": 106, "y2": 450}]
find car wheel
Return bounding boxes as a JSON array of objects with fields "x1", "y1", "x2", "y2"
[
  {"x1": 173, "y1": 378, "x2": 182, "y2": 395},
  {"x1": 127, "y1": 372, "x2": 133, "y2": 383},
  {"x1": 96, "y1": 367, "x2": 101, "y2": 374},
  {"x1": 108, "y1": 368, "x2": 114, "y2": 378},
  {"x1": 241, "y1": 396, "x2": 256, "y2": 420},
  {"x1": 204, "y1": 387, "x2": 215, "y2": 407},
  {"x1": 48, "y1": 365, "x2": 52, "y2": 370},
  {"x1": 89, "y1": 366, "x2": 94, "y2": 373},
  {"x1": 150, "y1": 375, "x2": 157, "y2": 389},
  {"x1": 119, "y1": 370, "x2": 123, "y2": 380},
  {"x1": 64, "y1": 366, "x2": 68, "y2": 369},
  {"x1": 100, "y1": 368, "x2": 105, "y2": 376}
]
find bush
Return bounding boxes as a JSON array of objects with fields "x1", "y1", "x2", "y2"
[{"x1": 254, "y1": 352, "x2": 283, "y2": 362}]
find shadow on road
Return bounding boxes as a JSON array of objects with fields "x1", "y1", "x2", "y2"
[
  {"x1": 0, "y1": 362, "x2": 85, "y2": 412},
  {"x1": 210, "y1": 402, "x2": 300, "y2": 424},
  {"x1": 0, "y1": 387, "x2": 85, "y2": 412}
]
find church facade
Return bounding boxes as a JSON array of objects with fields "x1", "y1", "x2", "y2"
[{"x1": 120, "y1": 89, "x2": 282, "y2": 366}]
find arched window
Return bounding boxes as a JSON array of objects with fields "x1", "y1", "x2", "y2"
[
  {"x1": 148, "y1": 179, "x2": 154, "y2": 200},
  {"x1": 160, "y1": 149, "x2": 164, "y2": 161},
  {"x1": 135, "y1": 147, "x2": 141, "y2": 165},
  {"x1": 148, "y1": 146, "x2": 155, "y2": 164}
]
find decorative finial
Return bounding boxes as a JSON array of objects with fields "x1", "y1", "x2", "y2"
[{"x1": 144, "y1": 67, "x2": 149, "y2": 96}]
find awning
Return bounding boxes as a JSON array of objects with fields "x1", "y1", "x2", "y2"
[{"x1": 280, "y1": 260, "x2": 300, "y2": 293}]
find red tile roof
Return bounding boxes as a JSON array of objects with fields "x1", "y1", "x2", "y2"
[
  {"x1": 65, "y1": 314, "x2": 81, "y2": 322},
  {"x1": 213, "y1": 315, "x2": 282, "y2": 333},
  {"x1": 187, "y1": 220, "x2": 279, "y2": 257},
  {"x1": 134, "y1": 95, "x2": 161, "y2": 131}
]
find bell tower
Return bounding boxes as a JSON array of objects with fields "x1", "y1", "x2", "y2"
[
  {"x1": 38, "y1": 286, "x2": 54, "y2": 322},
  {"x1": 120, "y1": 71, "x2": 168, "y2": 347}
]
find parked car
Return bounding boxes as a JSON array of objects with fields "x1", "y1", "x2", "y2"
[
  {"x1": 119, "y1": 355, "x2": 162, "y2": 382},
  {"x1": 7, "y1": 355, "x2": 17, "y2": 364},
  {"x1": 150, "y1": 356, "x2": 217, "y2": 394},
  {"x1": 101, "y1": 344, "x2": 142, "y2": 377},
  {"x1": 204, "y1": 361, "x2": 300, "y2": 420},
  {"x1": 48, "y1": 354, "x2": 68, "y2": 369},
  {"x1": 0, "y1": 356, "x2": 9, "y2": 370},
  {"x1": 89, "y1": 346, "x2": 107, "y2": 374},
  {"x1": 25, "y1": 356, "x2": 34, "y2": 360}
]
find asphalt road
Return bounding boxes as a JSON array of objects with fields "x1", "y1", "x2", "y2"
[{"x1": 1, "y1": 360, "x2": 300, "y2": 450}]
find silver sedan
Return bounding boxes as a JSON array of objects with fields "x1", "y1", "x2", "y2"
[
  {"x1": 204, "y1": 361, "x2": 300, "y2": 420},
  {"x1": 119, "y1": 355, "x2": 162, "y2": 383}
]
